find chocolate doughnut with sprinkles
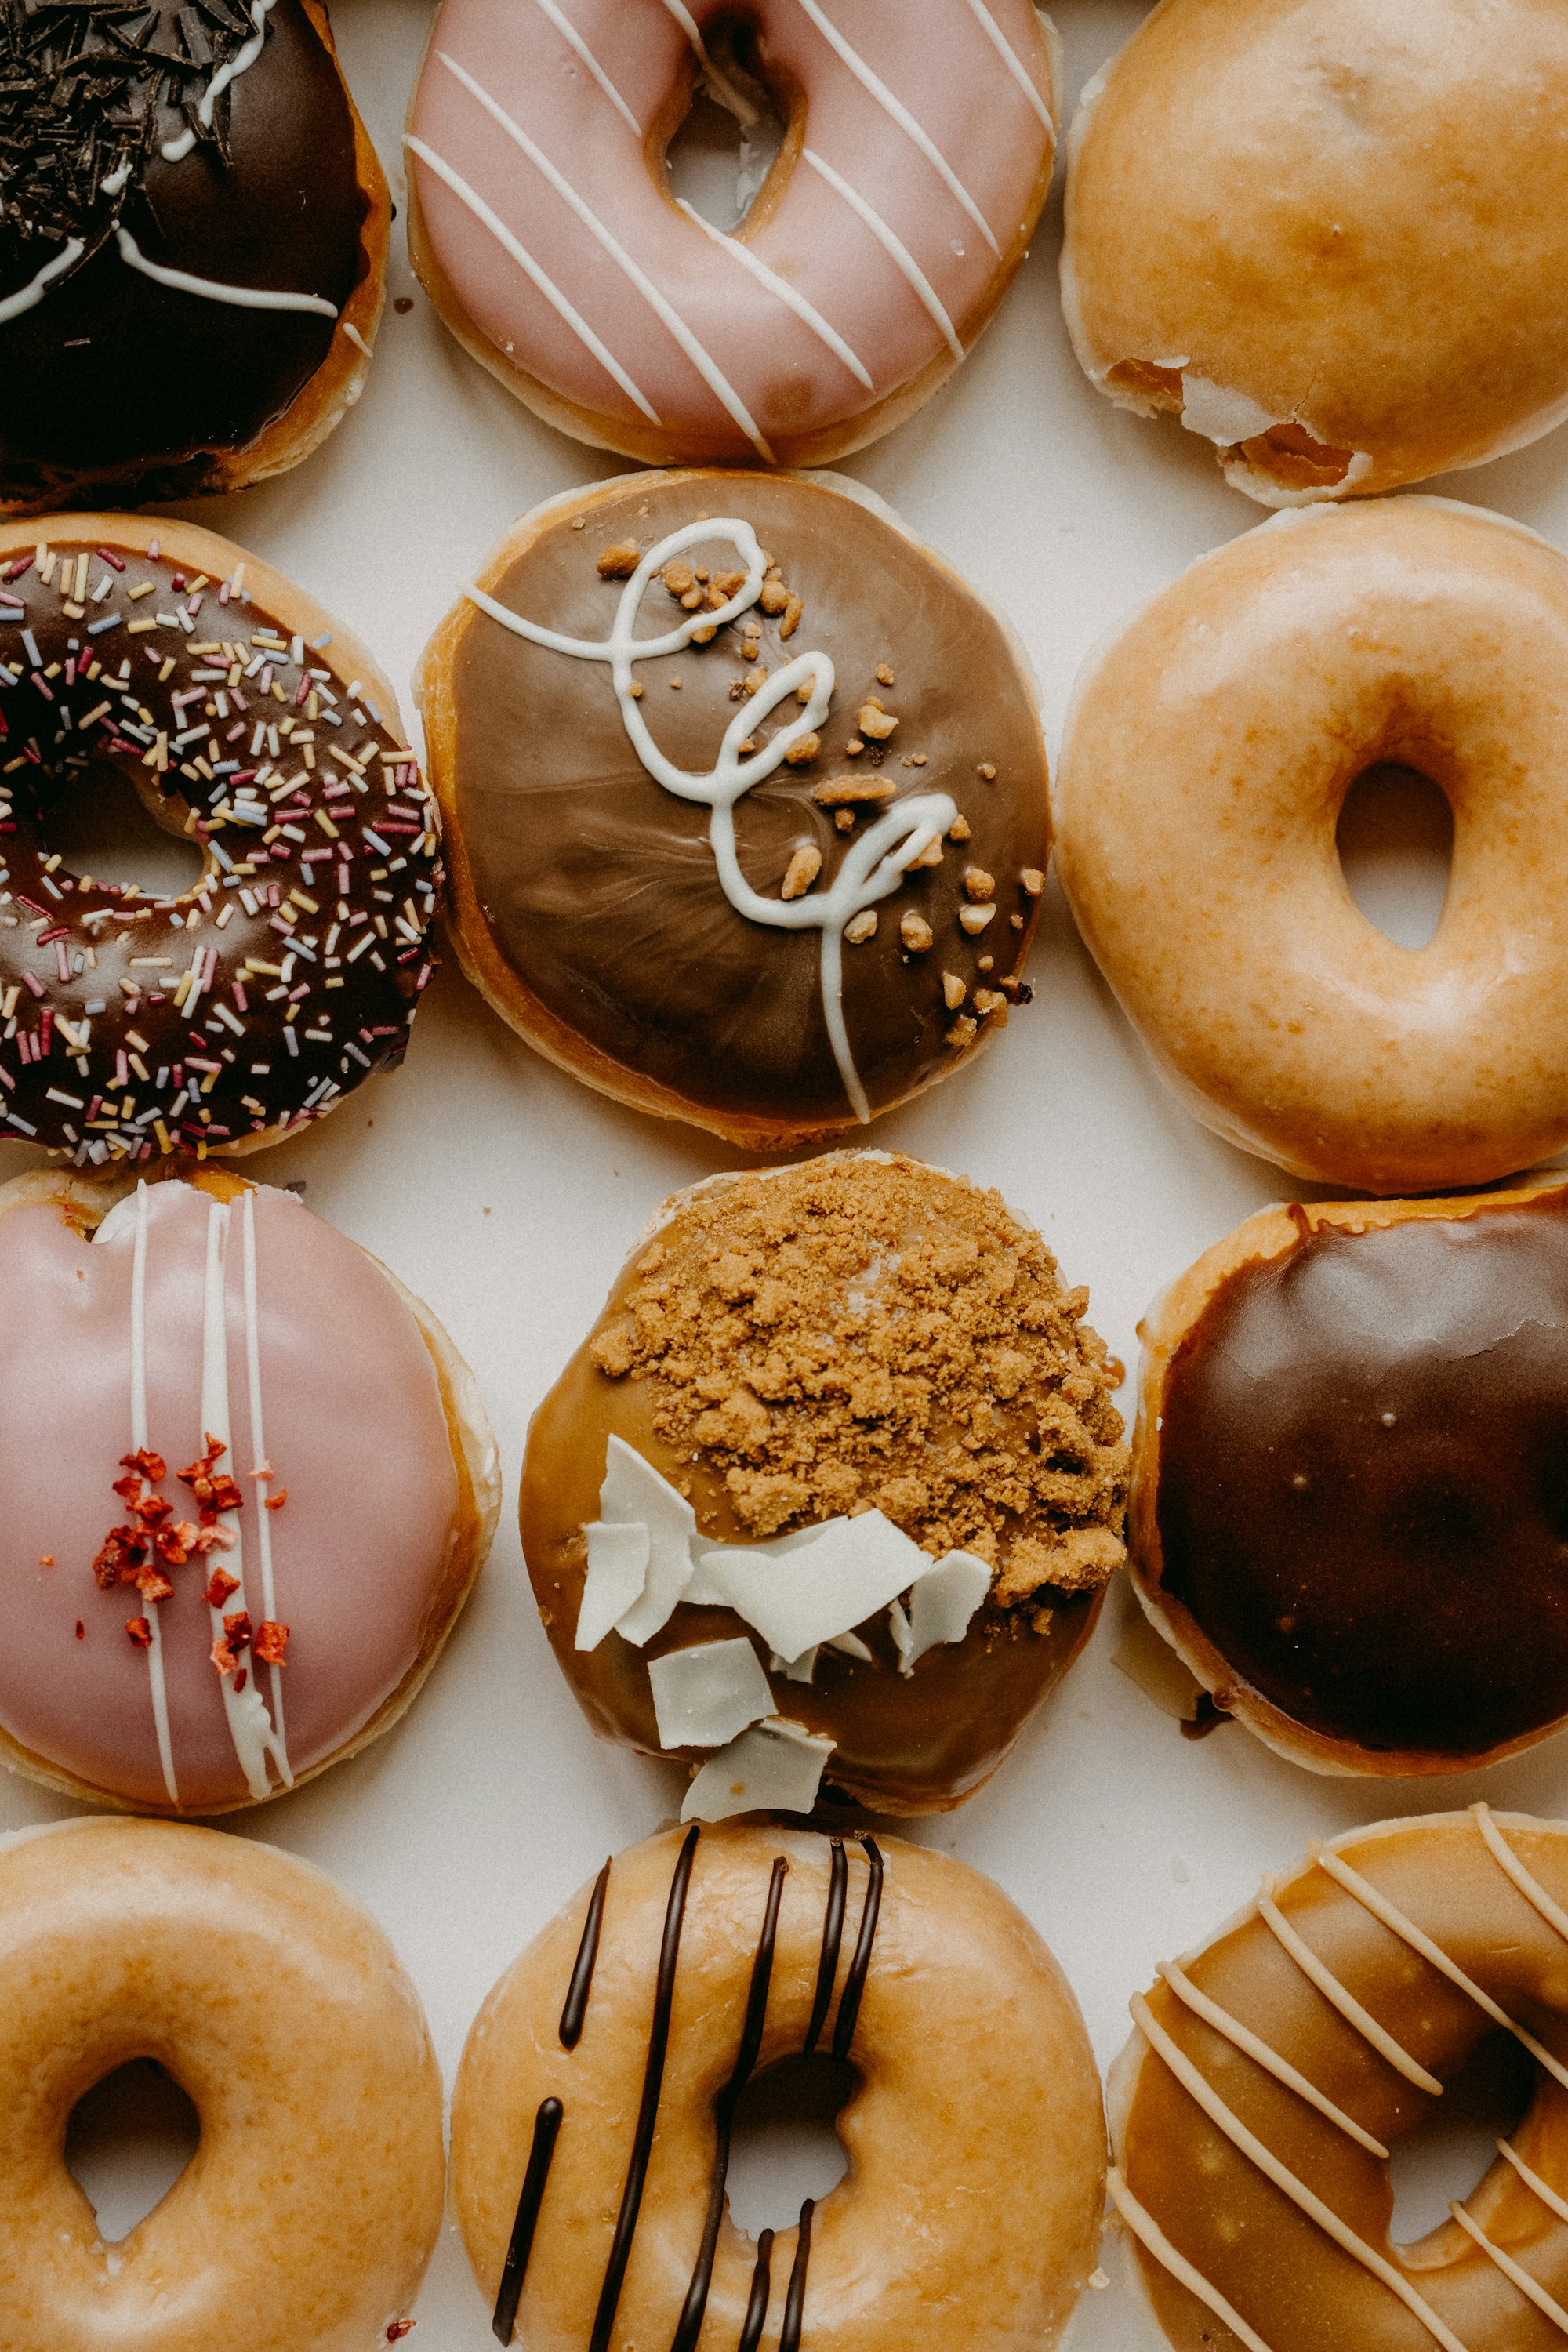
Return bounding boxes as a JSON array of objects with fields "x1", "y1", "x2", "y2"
[{"x1": 0, "y1": 514, "x2": 442, "y2": 1163}]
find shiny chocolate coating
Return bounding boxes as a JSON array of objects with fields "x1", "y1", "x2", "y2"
[{"x1": 1152, "y1": 1191, "x2": 1568, "y2": 1760}]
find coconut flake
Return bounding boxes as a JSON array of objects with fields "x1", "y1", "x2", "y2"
[
  {"x1": 576, "y1": 1520, "x2": 651, "y2": 1652},
  {"x1": 897, "y1": 1550, "x2": 992, "y2": 1677},
  {"x1": 647, "y1": 1638, "x2": 774, "y2": 1749},
  {"x1": 696, "y1": 1508, "x2": 921, "y2": 1658},
  {"x1": 599, "y1": 1436, "x2": 699, "y2": 1645},
  {"x1": 1180, "y1": 373, "x2": 1283, "y2": 448},
  {"x1": 681, "y1": 1717, "x2": 837, "y2": 1823}
]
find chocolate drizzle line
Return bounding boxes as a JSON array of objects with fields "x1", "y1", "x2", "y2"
[
  {"x1": 491, "y1": 2096, "x2": 562, "y2": 2347},
  {"x1": 737, "y1": 2230, "x2": 775, "y2": 2352},
  {"x1": 803, "y1": 1837, "x2": 847, "y2": 2057},
  {"x1": 779, "y1": 2199, "x2": 815, "y2": 2352},
  {"x1": 559, "y1": 1857, "x2": 611, "y2": 2050},
  {"x1": 832, "y1": 1838, "x2": 884, "y2": 2063}
]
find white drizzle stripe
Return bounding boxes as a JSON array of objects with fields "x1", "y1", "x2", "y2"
[
  {"x1": 1447, "y1": 2201, "x2": 1568, "y2": 2336},
  {"x1": 1473, "y1": 1804, "x2": 1568, "y2": 1948},
  {"x1": 404, "y1": 136, "x2": 661, "y2": 423},
  {"x1": 1156, "y1": 1958, "x2": 1388, "y2": 2158},
  {"x1": 343, "y1": 321, "x2": 372, "y2": 359},
  {"x1": 162, "y1": 0, "x2": 275, "y2": 162},
  {"x1": 465, "y1": 516, "x2": 955, "y2": 1121},
  {"x1": 1257, "y1": 1877, "x2": 1443, "y2": 2095},
  {"x1": 960, "y1": 0, "x2": 1054, "y2": 132},
  {"x1": 1130, "y1": 1994, "x2": 1474, "y2": 2352},
  {"x1": 674, "y1": 199, "x2": 875, "y2": 390},
  {"x1": 528, "y1": 0, "x2": 642, "y2": 134},
  {"x1": 802, "y1": 147, "x2": 964, "y2": 361},
  {"x1": 1500, "y1": 2140, "x2": 1568, "y2": 2230},
  {"x1": 658, "y1": 0, "x2": 706, "y2": 49},
  {"x1": 435, "y1": 52, "x2": 776, "y2": 459},
  {"x1": 0, "y1": 238, "x2": 85, "y2": 325},
  {"x1": 1310, "y1": 1842, "x2": 1568, "y2": 2099},
  {"x1": 241, "y1": 1191, "x2": 289, "y2": 1774},
  {"x1": 129, "y1": 1181, "x2": 179, "y2": 1808},
  {"x1": 793, "y1": 0, "x2": 1000, "y2": 255},
  {"x1": 1106, "y1": 2168, "x2": 1279, "y2": 2352},
  {"x1": 115, "y1": 228, "x2": 338, "y2": 318}
]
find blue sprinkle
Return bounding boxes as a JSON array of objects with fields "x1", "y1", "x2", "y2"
[{"x1": 87, "y1": 613, "x2": 121, "y2": 637}]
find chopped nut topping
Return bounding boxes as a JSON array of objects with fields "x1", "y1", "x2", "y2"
[
  {"x1": 910, "y1": 836, "x2": 944, "y2": 869},
  {"x1": 629, "y1": 681, "x2": 645, "y2": 699},
  {"x1": 844, "y1": 738, "x2": 865, "y2": 757},
  {"x1": 742, "y1": 641, "x2": 760, "y2": 662},
  {"x1": 739, "y1": 737, "x2": 757, "y2": 756},
  {"x1": 945, "y1": 1014, "x2": 978, "y2": 1046},
  {"x1": 662, "y1": 559, "x2": 695, "y2": 596},
  {"x1": 795, "y1": 681, "x2": 813, "y2": 706},
  {"x1": 858, "y1": 698, "x2": 898, "y2": 740},
  {"x1": 759, "y1": 579, "x2": 789, "y2": 615},
  {"x1": 964, "y1": 866, "x2": 996, "y2": 902},
  {"x1": 977, "y1": 953, "x2": 994, "y2": 972},
  {"x1": 597, "y1": 542, "x2": 640, "y2": 579},
  {"x1": 978, "y1": 761, "x2": 997, "y2": 780},
  {"x1": 834, "y1": 809, "x2": 855, "y2": 832},
  {"x1": 901, "y1": 910, "x2": 934, "y2": 952},
  {"x1": 876, "y1": 663, "x2": 895, "y2": 686},
  {"x1": 681, "y1": 586, "x2": 704, "y2": 611},
  {"x1": 813, "y1": 773, "x2": 894, "y2": 807},
  {"x1": 959, "y1": 903, "x2": 997, "y2": 933},
  {"x1": 781, "y1": 593, "x2": 804, "y2": 638},
  {"x1": 783, "y1": 733, "x2": 821, "y2": 766},
  {"x1": 1011, "y1": 912, "x2": 1025, "y2": 930},
  {"x1": 742, "y1": 666, "x2": 768, "y2": 693},
  {"x1": 998, "y1": 974, "x2": 1034, "y2": 1004},
  {"x1": 782, "y1": 844, "x2": 822, "y2": 900},
  {"x1": 942, "y1": 971, "x2": 967, "y2": 1009},
  {"x1": 691, "y1": 623, "x2": 717, "y2": 644},
  {"x1": 949, "y1": 814, "x2": 971, "y2": 841},
  {"x1": 903, "y1": 753, "x2": 928, "y2": 767},
  {"x1": 1020, "y1": 867, "x2": 1045, "y2": 896},
  {"x1": 844, "y1": 909, "x2": 878, "y2": 944},
  {"x1": 973, "y1": 987, "x2": 1007, "y2": 1017}
]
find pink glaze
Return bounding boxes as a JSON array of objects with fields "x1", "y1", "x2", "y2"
[
  {"x1": 0, "y1": 1181, "x2": 460, "y2": 1811},
  {"x1": 407, "y1": 0, "x2": 1057, "y2": 457}
]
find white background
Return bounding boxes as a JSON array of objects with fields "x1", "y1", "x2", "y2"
[{"x1": 18, "y1": 2, "x2": 1568, "y2": 2343}]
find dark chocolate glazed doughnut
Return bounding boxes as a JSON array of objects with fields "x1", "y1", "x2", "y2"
[
  {"x1": 1130, "y1": 1181, "x2": 1568, "y2": 1774},
  {"x1": 416, "y1": 469, "x2": 1050, "y2": 1149}
]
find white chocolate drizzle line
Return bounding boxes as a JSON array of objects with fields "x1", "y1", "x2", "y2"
[
  {"x1": 1500, "y1": 2140, "x2": 1568, "y2": 2230},
  {"x1": 434, "y1": 50, "x2": 775, "y2": 459},
  {"x1": 404, "y1": 136, "x2": 661, "y2": 423},
  {"x1": 657, "y1": 0, "x2": 707, "y2": 51},
  {"x1": 1448, "y1": 2200, "x2": 1568, "y2": 2336},
  {"x1": 1257, "y1": 1875, "x2": 1442, "y2": 2094},
  {"x1": 802, "y1": 147, "x2": 963, "y2": 361},
  {"x1": 530, "y1": 0, "x2": 642, "y2": 135},
  {"x1": 129, "y1": 1181, "x2": 179, "y2": 1808},
  {"x1": 114, "y1": 227, "x2": 339, "y2": 317},
  {"x1": 1106, "y1": 2168, "x2": 1279, "y2": 2352},
  {"x1": 241, "y1": 1190, "x2": 286, "y2": 1759},
  {"x1": 162, "y1": 0, "x2": 274, "y2": 162},
  {"x1": 673, "y1": 199, "x2": 874, "y2": 390},
  {"x1": 1156, "y1": 1958, "x2": 1388, "y2": 2158},
  {"x1": 0, "y1": 238, "x2": 85, "y2": 325},
  {"x1": 793, "y1": 0, "x2": 1000, "y2": 255},
  {"x1": 1472, "y1": 1802, "x2": 1568, "y2": 1947},
  {"x1": 961, "y1": 0, "x2": 1054, "y2": 132},
  {"x1": 466, "y1": 516, "x2": 955, "y2": 1122},
  {"x1": 1129, "y1": 1992, "x2": 1473, "y2": 2352}
]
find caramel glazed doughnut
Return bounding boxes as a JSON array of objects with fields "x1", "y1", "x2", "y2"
[
  {"x1": 1109, "y1": 1809, "x2": 1568, "y2": 2352},
  {"x1": 0, "y1": 514, "x2": 442, "y2": 1163},
  {"x1": 0, "y1": 1815, "x2": 445, "y2": 2352},
  {"x1": 522, "y1": 1153, "x2": 1128, "y2": 1818},
  {"x1": 417, "y1": 470, "x2": 1051, "y2": 1149},
  {"x1": 405, "y1": 0, "x2": 1059, "y2": 466},
  {"x1": 452, "y1": 1823, "x2": 1107, "y2": 2352},
  {"x1": 0, "y1": 0, "x2": 388, "y2": 510},
  {"x1": 1053, "y1": 498, "x2": 1568, "y2": 1196}
]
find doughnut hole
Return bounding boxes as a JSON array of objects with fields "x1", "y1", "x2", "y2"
[
  {"x1": 64, "y1": 2056, "x2": 201, "y2": 2244},
  {"x1": 1336, "y1": 761, "x2": 1454, "y2": 951},
  {"x1": 724, "y1": 2052, "x2": 855, "y2": 2238},
  {"x1": 1388, "y1": 2031, "x2": 1534, "y2": 2253},
  {"x1": 660, "y1": 14, "x2": 790, "y2": 232},
  {"x1": 39, "y1": 760, "x2": 209, "y2": 901}
]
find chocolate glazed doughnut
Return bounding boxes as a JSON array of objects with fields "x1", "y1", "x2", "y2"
[{"x1": 0, "y1": 0, "x2": 388, "y2": 510}]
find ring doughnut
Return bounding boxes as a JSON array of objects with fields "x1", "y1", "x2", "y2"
[
  {"x1": 0, "y1": 513, "x2": 442, "y2": 1163},
  {"x1": 1109, "y1": 1807, "x2": 1568, "y2": 2352},
  {"x1": 0, "y1": 0, "x2": 388, "y2": 510},
  {"x1": 405, "y1": 0, "x2": 1059, "y2": 466},
  {"x1": 450, "y1": 1820, "x2": 1106, "y2": 2351},
  {"x1": 1053, "y1": 498, "x2": 1568, "y2": 1194},
  {"x1": 0, "y1": 1813, "x2": 445, "y2": 2352},
  {"x1": 416, "y1": 468, "x2": 1050, "y2": 1148},
  {"x1": 0, "y1": 1163, "x2": 498, "y2": 1813},
  {"x1": 1062, "y1": 0, "x2": 1568, "y2": 504},
  {"x1": 521, "y1": 1152, "x2": 1127, "y2": 1818}
]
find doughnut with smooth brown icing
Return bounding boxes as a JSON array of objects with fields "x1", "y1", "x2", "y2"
[
  {"x1": 1053, "y1": 498, "x2": 1568, "y2": 1195},
  {"x1": 1127, "y1": 1178, "x2": 1568, "y2": 1779},
  {"x1": 0, "y1": 513, "x2": 443, "y2": 1163},
  {"x1": 451, "y1": 1821, "x2": 1106, "y2": 2352},
  {"x1": 416, "y1": 469, "x2": 1050, "y2": 1149},
  {"x1": 405, "y1": 0, "x2": 1060, "y2": 467},
  {"x1": 1062, "y1": 0, "x2": 1568, "y2": 505},
  {"x1": 0, "y1": 1161, "x2": 499, "y2": 1814},
  {"x1": 1109, "y1": 1809, "x2": 1568, "y2": 2352},
  {"x1": 0, "y1": 1813, "x2": 444, "y2": 2352},
  {"x1": 0, "y1": 0, "x2": 389, "y2": 512},
  {"x1": 521, "y1": 1152, "x2": 1128, "y2": 1818}
]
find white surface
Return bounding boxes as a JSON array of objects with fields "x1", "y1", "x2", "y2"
[{"x1": 12, "y1": 2, "x2": 1568, "y2": 2342}]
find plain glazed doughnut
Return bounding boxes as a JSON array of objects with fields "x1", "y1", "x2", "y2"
[
  {"x1": 0, "y1": 1813, "x2": 445, "y2": 2352},
  {"x1": 405, "y1": 0, "x2": 1059, "y2": 466},
  {"x1": 1062, "y1": 0, "x2": 1568, "y2": 505},
  {"x1": 1109, "y1": 1809, "x2": 1568, "y2": 2352},
  {"x1": 0, "y1": 0, "x2": 388, "y2": 511},
  {"x1": 0, "y1": 513, "x2": 442, "y2": 1163},
  {"x1": 0, "y1": 1163, "x2": 498, "y2": 1813},
  {"x1": 452, "y1": 1821, "x2": 1105, "y2": 2351},
  {"x1": 1053, "y1": 498, "x2": 1568, "y2": 1195}
]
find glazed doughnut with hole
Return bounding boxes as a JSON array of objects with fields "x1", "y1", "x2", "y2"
[
  {"x1": 0, "y1": 513, "x2": 442, "y2": 1163},
  {"x1": 1062, "y1": 0, "x2": 1568, "y2": 505},
  {"x1": 1109, "y1": 1808, "x2": 1568, "y2": 2352},
  {"x1": 0, "y1": 0, "x2": 388, "y2": 511},
  {"x1": 1053, "y1": 498, "x2": 1568, "y2": 1195},
  {"x1": 0, "y1": 1163, "x2": 498, "y2": 1814},
  {"x1": 0, "y1": 1813, "x2": 444, "y2": 2352},
  {"x1": 452, "y1": 1821, "x2": 1106, "y2": 2351},
  {"x1": 405, "y1": 0, "x2": 1059, "y2": 466}
]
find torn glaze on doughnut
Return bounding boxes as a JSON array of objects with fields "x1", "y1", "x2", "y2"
[{"x1": 0, "y1": 520, "x2": 441, "y2": 1160}]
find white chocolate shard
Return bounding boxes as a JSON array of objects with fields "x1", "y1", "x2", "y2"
[
  {"x1": 898, "y1": 1549, "x2": 992, "y2": 1675},
  {"x1": 576, "y1": 1519, "x2": 651, "y2": 1652},
  {"x1": 771, "y1": 1646, "x2": 821, "y2": 1683},
  {"x1": 696, "y1": 1507, "x2": 920, "y2": 1658},
  {"x1": 827, "y1": 1630, "x2": 874, "y2": 1661},
  {"x1": 681, "y1": 1716, "x2": 837, "y2": 1823},
  {"x1": 647, "y1": 1637, "x2": 773, "y2": 1749},
  {"x1": 599, "y1": 1435, "x2": 699, "y2": 1644}
]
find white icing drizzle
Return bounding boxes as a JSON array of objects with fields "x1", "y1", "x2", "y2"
[
  {"x1": 530, "y1": 0, "x2": 643, "y2": 134},
  {"x1": 114, "y1": 227, "x2": 339, "y2": 317},
  {"x1": 1500, "y1": 2139, "x2": 1568, "y2": 2229},
  {"x1": 466, "y1": 515, "x2": 955, "y2": 1120},
  {"x1": 960, "y1": 0, "x2": 1054, "y2": 132},
  {"x1": 404, "y1": 134, "x2": 662, "y2": 423},
  {"x1": 161, "y1": 0, "x2": 275, "y2": 162},
  {"x1": 1447, "y1": 2200, "x2": 1568, "y2": 2335},
  {"x1": 100, "y1": 158, "x2": 132, "y2": 195},
  {"x1": 1106, "y1": 2167, "x2": 1279, "y2": 2352},
  {"x1": 343, "y1": 320, "x2": 372, "y2": 358},
  {"x1": 673, "y1": 198, "x2": 874, "y2": 390},
  {"x1": 793, "y1": 0, "x2": 1000, "y2": 255},
  {"x1": 1156, "y1": 1958, "x2": 1388, "y2": 2158},
  {"x1": 241, "y1": 1189, "x2": 287, "y2": 1762},
  {"x1": 656, "y1": 0, "x2": 707, "y2": 53},
  {"x1": 1472, "y1": 1802, "x2": 1568, "y2": 1947},
  {"x1": 0, "y1": 238, "x2": 85, "y2": 325},
  {"x1": 129, "y1": 1181, "x2": 179, "y2": 1808},
  {"x1": 802, "y1": 147, "x2": 964, "y2": 361},
  {"x1": 434, "y1": 49, "x2": 777, "y2": 458},
  {"x1": 1256, "y1": 1875, "x2": 1442, "y2": 2094}
]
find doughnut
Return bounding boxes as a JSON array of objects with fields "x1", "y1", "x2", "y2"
[
  {"x1": 0, "y1": 1813, "x2": 444, "y2": 2352},
  {"x1": 1108, "y1": 1807, "x2": 1568, "y2": 2352},
  {"x1": 1052, "y1": 497, "x2": 1568, "y2": 1195},
  {"x1": 1061, "y1": 0, "x2": 1568, "y2": 505},
  {"x1": 451, "y1": 1820, "x2": 1106, "y2": 2350},
  {"x1": 404, "y1": 0, "x2": 1059, "y2": 467},
  {"x1": 0, "y1": 1161, "x2": 498, "y2": 1813},
  {"x1": 0, "y1": 0, "x2": 389, "y2": 510},
  {"x1": 521, "y1": 1152, "x2": 1127, "y2": 1817},
  {"x1": 0, "y1": 512, "x2": 443, "y2": 1163},
  {"x1": 416, "y1": 468, "x2": 1050, "y2": 1149},
  {"x1": 1127, "y1": 1178, "x2": 1568, "y2": 1779}
]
